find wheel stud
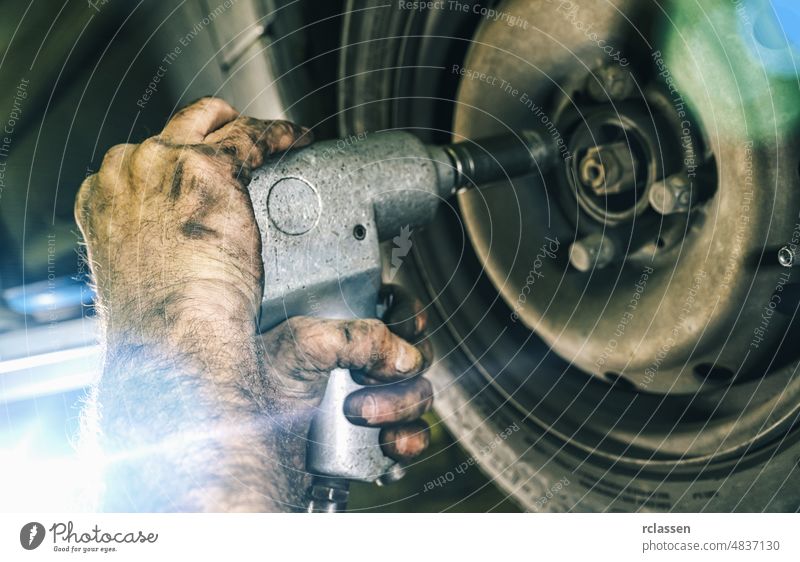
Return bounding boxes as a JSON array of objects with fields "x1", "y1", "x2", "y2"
[
  {"x1": 778, "y1": 245, "x2": 799, "y2": 268},
  {"x1": 569, "y1": 232, "x2": 617, "y2": 272},
  {"x1": 578, "y1": 142, "x2": 639, "y2": 196},
  {"x1": 648, "y1": 173, "x2": 695, "y2": 215}
]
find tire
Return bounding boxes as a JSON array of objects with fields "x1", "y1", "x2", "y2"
[{"x1": 338, "y1": 0, "x2": 800, "y2": 512}]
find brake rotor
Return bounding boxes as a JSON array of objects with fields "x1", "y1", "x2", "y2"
[{"x1": 452, "y1": 0, "x2": 800, "y2": 395}]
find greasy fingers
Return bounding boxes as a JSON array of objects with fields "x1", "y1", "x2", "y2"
[
  {"x1": 380, "y1": 420, "x2": 431, "y2": 461},
  {"x1": 159, "y1": 97, "x2": 239, "y2": 143},
  {"x1": 343, "y1": 377, "x2": 433, "y2": 427},
  {"x1": 203, "y1": 117, "x2": 313, "y2": 169},
  {"x1": 263, "y1": 316, "x2": 427, "y2": 381}
]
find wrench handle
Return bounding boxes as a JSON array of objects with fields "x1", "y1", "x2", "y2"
[
  {"x1": 303, "y1": 301, "x2": 398, "y2": 512},
  {"x1": 306, "y1": 367, "x2": 395, "y2": 481}
]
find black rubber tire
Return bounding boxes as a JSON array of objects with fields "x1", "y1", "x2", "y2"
[{"x1": 337, "y1": 0, "x2": 800, "y2": 512}]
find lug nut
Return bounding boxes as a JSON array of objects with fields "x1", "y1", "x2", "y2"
[
  {"x1": 569, "y1": 232, "x2": 617, "y2": 272},
  {"x1": 578, "y1": 142, "x2": 639, "y2": 196},
  {"x1": 778, "y1": 245, "x2": 799, "y2": 268},
  {"x1": 648, "y1": 173, "x2": 695, "y2": 215}
]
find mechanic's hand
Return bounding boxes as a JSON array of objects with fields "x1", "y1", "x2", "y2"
[
  {"x1": 261, "y1": 286, "x2": 434, "y2": 462},
  {"x1": 75, "y1": 97, "x2": 311, "y2": 331}
]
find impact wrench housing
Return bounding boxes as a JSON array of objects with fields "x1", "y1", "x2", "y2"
[{"x1": 248, "y1": 129, "x2": 554, "y2": 511}]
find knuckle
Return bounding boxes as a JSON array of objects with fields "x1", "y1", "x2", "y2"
[
  {"x1": 363, "y1": 318, "x2": 389, "y2": 338},
  {"x1": 357, "y1": 319, "x2": 388, "y2": 344},
  {"x1": 221, "y1": 127, "x2": 252, "y2": 150},
  {"x1": 233, "y1": 116, "x2": 256, "y2": 132},
  {"x1": 269, "y1": 120, "x2": 293, "y2": 135},
  {"x1": 140, "y1": 136, "x2": 160, "y2": 150},
  {"x1": 131, "y1": 138, "x2": 167, "y2": 174},
  {"x1": 101, "y1": 143, "x2": 131, "y2": 165},
  {"x1": 241, "y1": 116, "x2": 263, "y2": 129},
  {"x1": 175, "y1": 148, "x2": 207, "y2": 170},
  {"x1": 178, "y1": 96, "x2": 234, "y2": 118},
  {"x1": 330, "y1": 319, "x2": 382, "y2": 367},
  {"x1": 361, "y1": 319, "x2": 393, "y2": 356},
  {"x1": 198, "y1": 96, "x2": 235, "y2": 114},
  {"x1": 97, "y1": 143, "x2": 133, "y2": 182}
]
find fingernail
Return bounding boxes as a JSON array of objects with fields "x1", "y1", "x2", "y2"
[
  {"x1": 395, "y1": 345, "x2": 419, "y2": 373},
  {"x1": 361, "y1": 395, "x2": 378, "y2": 423},
  {"x1": 395, "y1": 434, "x2": 411, "y2": 456}
]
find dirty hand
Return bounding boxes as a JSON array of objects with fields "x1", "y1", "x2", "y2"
[
  {"x1": 75, "y1": 96, "x2": 311, "y2": 333},
  {"x1": 76, "y1": 97, "x2": 432, "y2": 510},
  {"x1": 262, "y1": 286, "x2": 434, "y2": 463}
]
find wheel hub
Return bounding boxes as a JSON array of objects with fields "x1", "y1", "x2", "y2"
[
  {"x1": 567, "y1": 108, "x2": 654, "y2": 225},
  {"x1": 451, "y1": 0, "x2": 795, "y2": 396}
]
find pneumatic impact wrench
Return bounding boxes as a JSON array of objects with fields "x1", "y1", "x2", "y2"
[{"x1": 248, "y1": 129, "x2": 556, "y2": 512}]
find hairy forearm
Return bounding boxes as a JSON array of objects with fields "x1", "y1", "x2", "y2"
[
  {"x1": 73, "y1": 99, "x2": 321, "y2": 512},
  {"x1": 86, "y1": 298, "x2": 306, "y2": 512}
]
